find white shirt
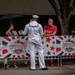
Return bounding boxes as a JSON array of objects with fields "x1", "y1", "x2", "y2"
[{"x1": 23, "y1": 21, "x2": 43, "y2": 41}]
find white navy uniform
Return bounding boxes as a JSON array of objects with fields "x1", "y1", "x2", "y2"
[{"x1": 23, "y1": 19, "x2": 46, "y2": 69}]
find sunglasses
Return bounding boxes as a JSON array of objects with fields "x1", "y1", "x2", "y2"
[{"x1": 48, "y1": 21, "x2": 53, "y2": 22}]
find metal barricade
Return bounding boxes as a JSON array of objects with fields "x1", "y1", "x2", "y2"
[{"x1": 60, "y1": 56, "x2": 75, "y2": 66}]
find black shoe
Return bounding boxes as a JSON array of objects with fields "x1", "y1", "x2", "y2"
[
  {"x1": 4, "y1": 64, "x2": 9, "y2": 70},
  {"x1": 41, "y1": 67, "x2": 48, "y2": 70},
  {"x1": 29, "y1": 68, "x2": 36, "y2": 71}
]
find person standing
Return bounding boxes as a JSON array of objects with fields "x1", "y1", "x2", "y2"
[
  {"x1": 44, "y1": 18, "x2": 57, "y2": 67},
  {"x1": 5, "y1": 23, "x2": 18, "y2": 69},
  {"x1": 44, "y1": 18, "x2": 57, "y2": 36},
  {"x1": 6, "y1": 24, "x2": 18, "y2": 36},
  {"x1": 22, "y1": 15, "x2": 48, "y2": 70}
]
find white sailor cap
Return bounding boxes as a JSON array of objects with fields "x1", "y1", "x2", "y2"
[{"x1": 32, "y1": 15, "x2": 39, "y2": 19}]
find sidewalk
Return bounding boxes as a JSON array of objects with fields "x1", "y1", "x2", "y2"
[{"x1": 0, "y1": 66, "x2": 75, "y2": 75}]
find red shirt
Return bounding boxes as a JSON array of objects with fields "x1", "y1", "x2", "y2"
[{"x1": 44, "y1": 25, "x2": 57, "y2": 34}]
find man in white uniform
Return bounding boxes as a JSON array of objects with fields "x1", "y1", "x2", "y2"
[{"x1": 23, "y1": 15, "x2": 48, "y2": 70}]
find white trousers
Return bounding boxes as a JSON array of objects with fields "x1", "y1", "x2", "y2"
[{"x1": 29, "y1": 40, "x2": 46, "y2": 69}]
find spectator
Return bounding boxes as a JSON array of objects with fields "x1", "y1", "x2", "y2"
[
  {"x1": 44, "y1": 18, "x2": 57, "y2": 67},
  {"x1": 5, "y1": 23, "x2": 18, "y2": 69}
]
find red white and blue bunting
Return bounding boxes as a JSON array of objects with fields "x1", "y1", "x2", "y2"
[{"x1": 0, "y1": 35, "x2": 75, "y2": 58}]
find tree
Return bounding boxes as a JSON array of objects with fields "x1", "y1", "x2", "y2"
[{"x1": 48, "y1": 0, "x2": 75, "y2": 35}]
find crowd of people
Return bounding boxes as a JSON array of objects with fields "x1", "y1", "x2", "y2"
[{"x1": 5, "y1": 15, "x2": 57, "y2": 70}]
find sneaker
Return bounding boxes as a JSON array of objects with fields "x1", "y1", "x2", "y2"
[
  {"x1": 4, "y1": 64, "x2": 9, "y2": 70},
  {"x1": 41, "y1": 67, "x2": 48, "y2": 70},
  {"x1": 6, "y1": 65, "x2": 10, "y2": 69},
  {"x1": 50, "y1": 63, "x2": 54, "y2": 67},
  {"x1": 24, "y1": 61, "x2": 27, "y2": 64},
  {"x1": 14, "y1": 65, "x2": 18, "y2": 68}
]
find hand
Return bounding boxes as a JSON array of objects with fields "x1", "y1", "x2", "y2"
[
  {"x1": 19, "y1": 30, "x2": 23, "y2": 31},
  {"x1": 71, "y1": 31, "x2": 75, "y2": 34},
  {"x1": 19, "y1": 30, "x2": 23, "y2": 33},
  {"x1": 18, "y1": 30, "x2": 23, "y2": 35},
  {"x1": 10, "y1": 26, "x2": 14, "y2": 30}
]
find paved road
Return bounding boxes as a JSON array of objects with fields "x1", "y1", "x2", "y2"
[{"x1": 0, "y1": 66, "x2": 75, "y2": 75}]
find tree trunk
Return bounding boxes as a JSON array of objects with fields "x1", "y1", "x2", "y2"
[
  {"x1": 61, "y1": 19, "x2": 69, "y2": 35},
  {"x1": 48, "y1": 0, "x2": 75, "y2": 35},
  {"x1": 58, "y1": 16, "x2": 69, "y2": 35},
  {"x1": 61, "y1": 23, "x2": 69, "y2": 35}
]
